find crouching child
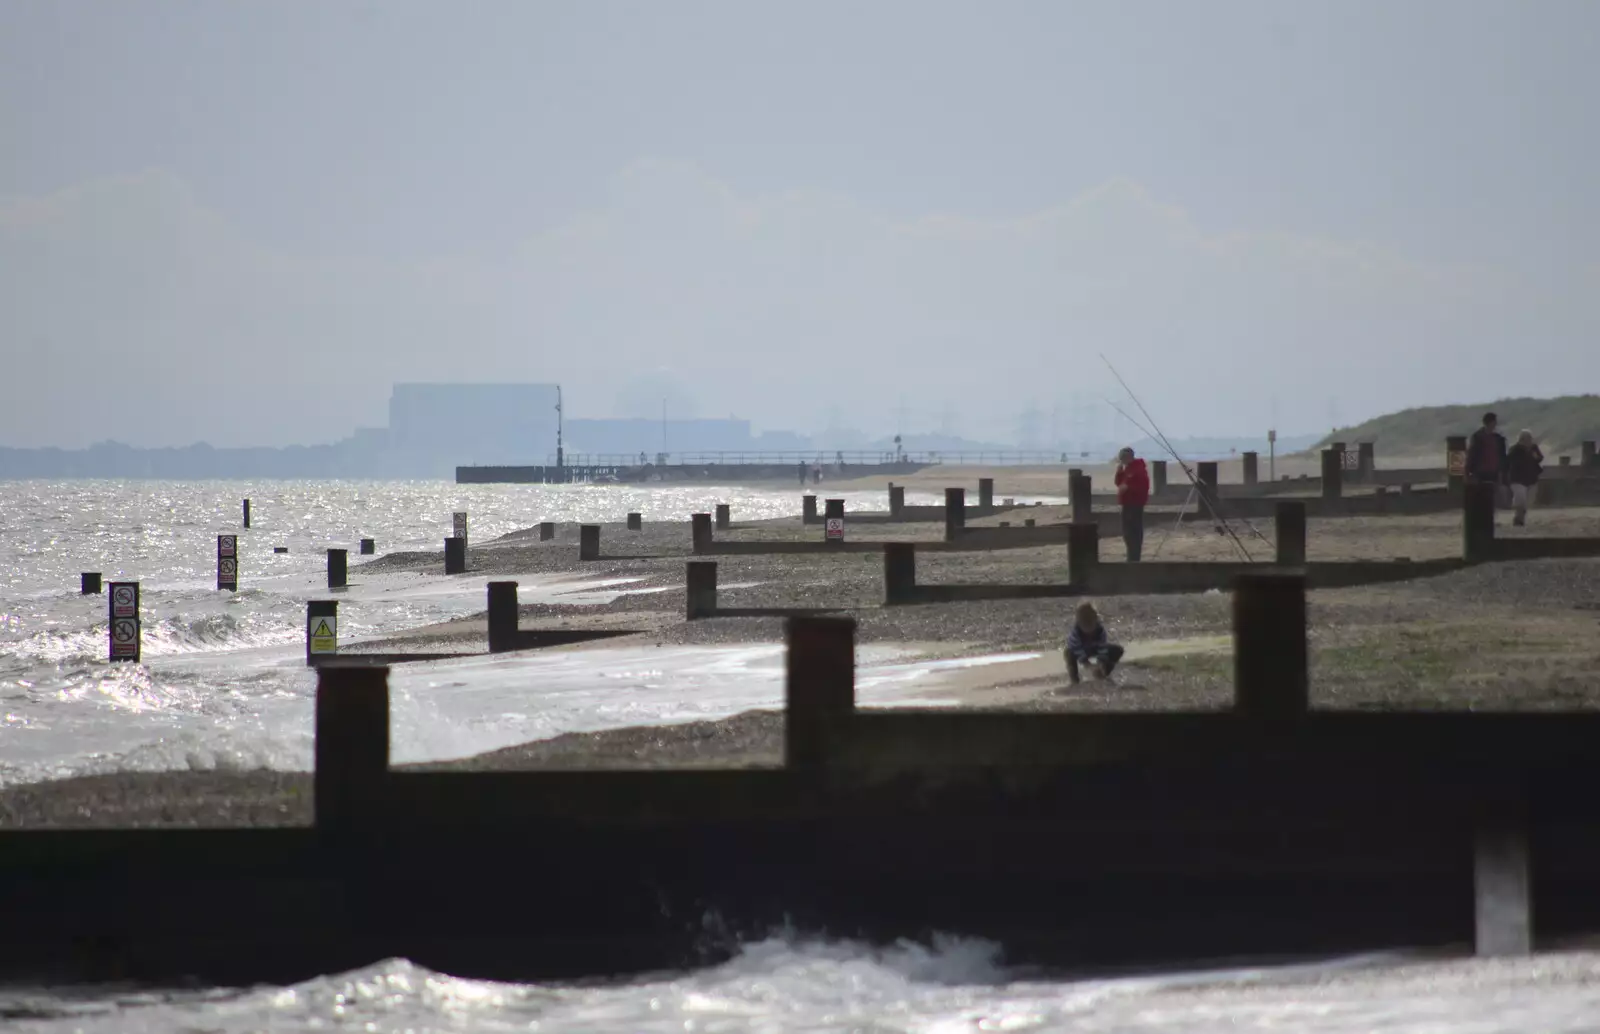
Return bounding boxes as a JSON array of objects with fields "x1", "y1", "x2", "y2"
[{"x1": 1065, "y1": 601, "x2": 1125, "y2": 683}]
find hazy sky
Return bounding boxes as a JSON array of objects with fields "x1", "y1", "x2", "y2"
[{"x1": 3, "y1": 1, "x2": 1597, "y2": 448}]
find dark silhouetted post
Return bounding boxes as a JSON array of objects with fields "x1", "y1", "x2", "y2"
[
  {"x1": 1559, "y1": 455, "x2": 1571, "y2": 467},
  {"x1": 883, "y1": 543, "x2": 916, "y2": 605},
  {"x1": 978, "y1": 478, "x2": 994, "y2": 509},
  {"x1": 452, "y1": 511, "x2": 468, "y2": 550},
  {"x1": 626, "y1": 512, "x2": 642, "y2": 531},
  {"x1": 306, "y1": 600, "x2": 338, "y2": 664},
  {"x1": 785, "y1": 616, "x2": 856, "y2": 768},
  {"x1": 539, "y1": 522, "x2": 555, "y2": 541},
  {"x1": 1584, "y1": 440, "x2": 1597, "y2": 468},
  {"x1": 1448, "y1": 435, "x2": 1469, "y2": 493},
  {"x1": 1374, "y1": 484, "x2": 1389, "y2": 513},
  {"x1": 326, "y1": 548, "x2": 347, "y2": 590},
  {"x1": 80, "y1": 572, "x2": 102, "y2": 595},
  {"x1": 802, "y1": 495, "x2": 818, "y2": 524},
  {"x1": 360, "y1": 538, "x2": 375, "y2": 555},
  {"x1": 487, "y1": 581, "x2": 519, "y2": 653},
  {"x1": 1242, "y1": 451, "x2": 1258, "y2": 486},
  {"x1": 1275, "y1": 501, "x2": 1307, "y2": 566},
  {"x1": 1232, "y1": 572, "x2": 1308, "y2": 720},
  {"x1": 686, "y1": 561, "x2": 717, "y2": 620},
  {"x1": 444, "y1": 536, "x2": 467, "y2": 574},
  {"x1": 242, "y1": 498, "x2": 251, "y2": 528},
  {"x1": 314, "y1": 663, "x2": 389, "y2": 834},
  {"x1": 1357, "y1": 442, "x2": 1375, "y2": 481},
  {"x1": 1070, "y1": 473, "x2": 1093, "y2": 524},
  {"x1": 944, "y1": 488, "x2": 966, "y2": 542},
  {"x1": 1196, "y1": 462, "x2": 1219, "y2": 508},
  {"x1": 1152, "y1": 460, "x2": 1168, "y2": 494},
  {"x1": 579, "y1": 525, "x2": 600, "y2": 561},
  {"x1": 1463, "y1": 481, "x2": 1497, "y2": 563},
  {"x1": 888, "y1": 485, "x2": 905, "y2": 519},
  {"x1": 715, "y1": 503, "x2": 731, "y2": 530},
  {"x1": 1475, "y1": 806, "x2": 1532, "y2": 957},
  {"x1": 691, "y1": 513, "x2": 713, "y2": 553},
  {"x1": 1320, "y1": 449, "x2": 1343, "y2": 500},
  {"x1": 1067, "y1": 522, "x2": 1099, "y2": 590}
]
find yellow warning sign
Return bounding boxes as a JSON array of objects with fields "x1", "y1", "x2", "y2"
[{"x1": 308, "y1": 616, "x2": 337, "y2": 654}]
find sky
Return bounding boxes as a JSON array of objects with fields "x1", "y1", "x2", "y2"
[{"x1": 2, "y1": 0, "x2": 1597, "y2": 449}]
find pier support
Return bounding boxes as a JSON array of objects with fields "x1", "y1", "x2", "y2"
[
  {"x1": 1232, "y1": 572, "x2": 1308, "y2": 721},
  {"x1": 1067, "y1": 522, "x2": 1099, "y2": 588},
  {"x1": 944, "y1": 488, "x2": 966, "y2": 542},
  {"x1": 686, "y1": 561, "x2": 717, "y2": 620},
  {"x1": 327, "y1": 548, "x2": 348, "y2": 590},
  {"x1": 487, "y1": 581, "x2": 519, "y2": 653},
  {"x1": 313, "y1": 664, "x2": 389, "y2": 834},
  {"x1": 883, "y1": 543, "x2": 915, "y2": 605},
  {"x1": 579, "y1": 525, "x2": 600, "y2": 562},
  {"x1": 444, "y1": 536, "x2": 467, "y2": 575},
  {"x1": 1275, "y1": 501, "x2": 1307, "y2": 566},
  {"x1": 715, "y1": 504, "x2": 731, "y2": 530},
  {"x1": 978, "y1": 478, "x2": 994, "y2": 509},
  {"x1": 784, "y1": 616, "x2": 855, "y2": 768}
]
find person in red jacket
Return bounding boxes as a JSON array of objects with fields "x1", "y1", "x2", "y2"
[{"x1": 1114, "y1": 447, "x2": 1151, "y2": 562}]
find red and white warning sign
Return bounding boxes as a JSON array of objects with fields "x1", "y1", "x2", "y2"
[
  {"x1": 825, "y1": 517, "x2": 845, "y2": 541},
  {"x1": 112, "y1": 585, "x2": 137, "y2": 618},
  {"x1": 219, "y1": 535, "x2": 236, "y2": 557}
]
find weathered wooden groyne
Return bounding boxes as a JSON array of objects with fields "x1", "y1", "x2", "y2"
[{"x1": 4, "y1": 565, "x2": 1600, "y2": 987}]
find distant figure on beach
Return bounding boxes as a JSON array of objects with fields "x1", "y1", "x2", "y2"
[
  {"x1": 1065, "y1": 601, "x2": 1124, "y2": 684},
  {"x1": 1465, "y1": 412, "x2": 1509, "y2": 508},
  {"x1": 798, "y1": 461, "x2": 807, "y2": 485},
  {"x1": 1114, "y1": 446, "x2": 1150, "y2": 562},
  {"x1": 1507, "y1": 429, "x2": 1544, "y2": 526}
]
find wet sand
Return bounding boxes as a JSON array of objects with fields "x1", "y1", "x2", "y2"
[{"x1": 5, "y1": 499, "x2": 1600, "y2": 829}]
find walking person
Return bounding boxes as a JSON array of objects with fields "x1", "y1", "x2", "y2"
[
  {"x1": 1464, "y1": 411, "x2": 1510, "y2": 508},
  {"x1": 1114, "y1": 446, "x2": 1150, "y2": 562},
  {"x1": 1507, "y1": 429, "x2": 1544, "y2": 526}
]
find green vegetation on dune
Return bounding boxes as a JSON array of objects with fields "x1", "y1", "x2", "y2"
[{"x1": 1314, "y1": 395, "x2": 1600, "y2": 457}]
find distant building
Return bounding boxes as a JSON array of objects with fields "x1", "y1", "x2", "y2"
[{"x1": 388, "y1": 383, "x2": 560, "y2": 466}]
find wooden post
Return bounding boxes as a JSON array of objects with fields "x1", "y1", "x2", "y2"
[
  {"x1": 444, "y1": 536, "x2": 467, "y2": 574},
  {"x1": 487, "y1": 581, "x2": 519, "y2": 653},
  {"x1": 978, "y1": 478, "x2": 994, "y2": 509},
  {"x1": 715, "y1": 503, "x2": 731, "y2": 530},
  {"x1": 1320, "y1": 449, "x2": 1343, "y2": 500},
  {"x1": 80, "y1": 572, "x2": 102, "y2": 595},
  {"x1": 359, "y1": 538, "x2": 376, "y2": 555},
  {"x1": 108, "y1": 581, "x2": 141, "y2": 663},
  {"x1": 242, "y1": 498, "x2": 251, "y2": 529},
  {"x1": 217, "y1": 534, "x2": 238, "y2": 592},
  {"x1": 1357, "y1": 442, "x2": 1375, "y2": 481},
  {"x1": 802, "y1": 495, "x2": 818, "y2": 524},
  {"x1": 690, "y1": 513, "x2": 713, "y2": 554},
  {"x1": 1475, "y1": 807, "x2": 1532, "y2": 957},
  {"x1": 1070, "y1": 473, "x2": 1093, "y2": 524},
  {"x1": 944, "y1": 488, "x2": 966, "y2": 542},
  {"x1": 1584, "y1": 440, "x2": 1597, "y2": 468},
  {"x1": 888, "y1": 485, "x2": 905, "y2": 519},
  {"x1": 824, "y1": 498, "x2": 845, "y2": 545},
  {"x1": 1196, "y1": 462, "x2": 1219, "y2": 507},
  {"x1": 784, "y1": 616, "x2": 856, "y2": 768},
  {"x1": 1152, "y1": 460, "x2": 1168, "y2": 494},
  {"x1": 1274, "y1": 501, "x2": 1307, "y2": 566},
  {"x1": 326, "y1": 548, "x2": 347, "y2": 590},
  {"x1": 313, "y1": 663, "x2": 389, "y2": 833},
  {"x1": 1241, "y1": 451, "x2": 1258, "y2": 486},
  {"x1": 1067, "y1": 522, "x2": 1099, "y2": 590},
  {"x1": 1463, "y1": 481, "x2": 1497, "y2": 563},
  {"x1": 1447, "y1": 435, "x2": 1469, "y2": 493},
  {"x1": 686, "y1": 561, "x2": 717, "y2": 620},
  {"x1": 539, "y1": 522, "x2": 555, "y2": 541},
  {"x1": 626, "y1": 512, "x2": 642, "y2": 531},
  {"x1": 305, "y1": 600, "x2": 338, "y2": 664},
  {"x1": 883, "y1": 543, "x2": 916, "y2": 605},
  {"x1": 579, "y1": 525, "x2": 600, "y2": 561},
  {"x1": 1232, "y1": 571, "x2": 1308, "y2": 720}
]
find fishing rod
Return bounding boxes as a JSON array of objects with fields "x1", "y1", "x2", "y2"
[{"x1": 1098, "y1": 355, "x2": 1257, "y2": 562}]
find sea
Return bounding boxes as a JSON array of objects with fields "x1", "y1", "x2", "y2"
[{"x1": 3, "y1": 478, "x2": 1598, "y2": 1033}]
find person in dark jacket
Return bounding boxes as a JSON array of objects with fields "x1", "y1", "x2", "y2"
[
  {"x1": 1065, "y1": 601, "x2": 1125, "y2": 683},
  {"x1": 1114, "y1": 446, "x2": 1151, "y2": 562},
  {"x1": 1506, "y1": 429, "x2": 1544, "y2": 526},
  {"x1": 1464, "y1": 412, "x2": 1509, "y2": 497}
]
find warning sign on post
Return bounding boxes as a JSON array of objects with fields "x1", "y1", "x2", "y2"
[
  {"x1": 107, "y1": 581, "x2": 140, "y2": 662},
  {"x1": 217, "y1": 534, "x2": 239, "y2": 591},
  {"x1": 452, "y1": 512, "x2": 468, "y2": 548},
  {"x1": 308, "y1": 615, "x2": 337, "y2": 654},
  {"x1": 825, "y1": 517, "x2": 845, "y2": 541},
  {"x1": 218, "y1": 535, "x2": 236, "y2": 558},
  {"x1": 112, "y1": 584, "x2": 137, "y2": 619},
  {"x1": 1447, "y1": 450, "x2": 1467, "y2": 477}
]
